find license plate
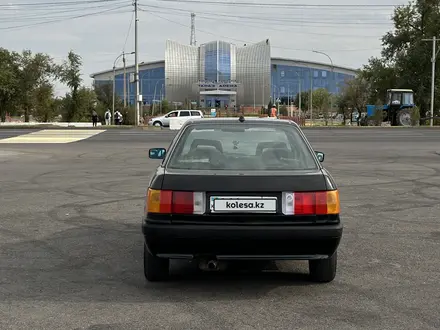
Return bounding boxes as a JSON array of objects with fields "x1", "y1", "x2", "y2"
[{"x1": 210, "y1": 196, "x2": 277, "y2": 213}]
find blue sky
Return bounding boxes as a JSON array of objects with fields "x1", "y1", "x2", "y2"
[{"x1": 1, "y1": 0, "x2": 406, "y2": 96}]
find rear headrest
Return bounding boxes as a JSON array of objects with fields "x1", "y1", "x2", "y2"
[
  {"x1": 261, "y1": 147, "x2": 289, "y2": 159},
  {"x1": 256, "y1": 141, "x2": 288, "y2": 155},
  {"x1": 190, "y1": 139, "x2": 223, "y2": 152},
  {"x1": 189, "y1": 146, "x2": 218, "y2": 157}
]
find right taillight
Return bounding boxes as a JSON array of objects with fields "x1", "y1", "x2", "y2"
[
  {"x1": 146, "y1": 189, "x2": 205, "y2": 215},
  {"x1": 282, "y1": 190, "x2": 340, "y2": 215}
]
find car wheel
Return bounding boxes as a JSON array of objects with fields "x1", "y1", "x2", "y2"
[
  {"x1": 143, "y1": 244, "x2": 169, "y2": 282},
  {"x1": 308, "y1": 251, "x2": 337, "y2": 283},
  {"x1": 153, "y1": 121, "x2": 162, "y2": 127}
]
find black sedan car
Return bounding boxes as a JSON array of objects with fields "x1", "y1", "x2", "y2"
[{"x1": 143, "y1": 117, "x2": 343, "y2": 282}]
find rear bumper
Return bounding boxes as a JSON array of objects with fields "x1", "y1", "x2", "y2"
[{"x1": 142, "y1": 221, "x2": 343, "y2": 260}]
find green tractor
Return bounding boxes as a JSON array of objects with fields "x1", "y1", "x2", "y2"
[{"x1": 361, "y1": 89, "x2": 415, "y2": 126}]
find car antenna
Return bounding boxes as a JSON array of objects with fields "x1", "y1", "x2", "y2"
[{"x1": 238, "y1": 115, "x2": 245, "y2": 122}]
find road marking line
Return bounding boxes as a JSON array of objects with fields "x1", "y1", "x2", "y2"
[{"x1": 0, "y1": 129, "x2": 106, "y2": 144}]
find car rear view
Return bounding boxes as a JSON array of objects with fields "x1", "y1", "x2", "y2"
[{"x1": 143, "y1": 118, "x2": 343, "y2": 282}]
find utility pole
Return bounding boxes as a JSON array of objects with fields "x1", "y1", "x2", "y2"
[
  {"x1": 422, "y1": 36, "x2": 439, "y2": 127},
  {"x1": 299, "y1": 79, "x2": 302, "y2": 117},
  {"x1": 293, "y1": 70, "x2": 302, "y2": 118},
  {"x1": 112, "y1": 53, "x2": 124, "y2": 125},
  {"x1": 123, "y1": 52, "x2": 127, "y2": 107},
  {"x1": 262, "y1": 74, "x2": 265, "y2": 112},
  {"x1": 112, "y1": 51, "x2": 135, "y2": 125},
  {"x1": 310, "y1": 68, "x2": 313, "y2": 125},
  {"x1": 134, "y1": 0, "x2": 140, "y2": 126},
  {"x1": 112, "y1": 65, "x2": 116, "y2": 125},
  {"x1": 253, "y1": 78, "x2": 255, "y2": 111}
]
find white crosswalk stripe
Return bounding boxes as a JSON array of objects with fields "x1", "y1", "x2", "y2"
[{"x1": 0, "y1": 129, "x2": 106, "y2": 144}]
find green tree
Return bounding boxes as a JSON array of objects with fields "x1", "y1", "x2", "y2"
[
  {"x1": 58, "y1": 51, "x2": 83, "y2": 121},
  {"x1": 94, "y1": 82, "x2": 114, "y2": 110},
  {"x1": 341, "y1": 76, "x2": 371, "y2": 125},
  {"x1": 60, "y1": 87, "x2": 96, "y2": 122},
  {"x1": 372, "y1": 99, "x2": 385, "y2": 126},
  {"x1": 77, "y1": 87, "x2": 97, "y2": 122},
  {"x1": 0, "y1": 48, "x2": 20, "y2": 122},
  {"x1": 312, "y1": 88, "x2": 331, "y2": 124},
  {"x1": 17, "y1": 50, "x2": 57, "y2": 122},
  {"x1": 336, "y1": 92, "x2": 350, "y2": 125},
  {"x1": 32, "y1": 83, "x2": 57, "y2": 122},
  {"x1": 160, "y1": 99, "x2": 170, "y2": 114},
  {"x1": 361, "y1": 0, "x2": 440, "y2": 118},
  {"x1": 359, "y1": 59, "x2": 398, "y2": 104},
  {"x1": 293, "y1": 91, "x2": 309, "y2": 112}
]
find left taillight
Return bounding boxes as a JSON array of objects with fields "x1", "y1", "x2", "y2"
[
  {"x1": 146, "y1": 189, "x2": 205, "y2": 215},
  {"x1": 281, "y1": 190, "x2": 340, "y2": 215}
]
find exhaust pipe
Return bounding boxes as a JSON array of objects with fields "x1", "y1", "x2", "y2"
[
  {"x1": 207, "y1": 260, "x2": 218, "y2": 270},
  {"x1": 199, "y1": 258, "x2": 225, "y2": 272}
]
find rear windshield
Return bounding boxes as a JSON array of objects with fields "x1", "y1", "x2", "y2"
[{"x1": 167, "y1": 123, "x2": 318, "y2": 171}]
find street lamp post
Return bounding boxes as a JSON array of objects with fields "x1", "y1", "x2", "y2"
[
  {"x1": 160, "y1": 84, "x2": 164, "y2": 113},
  {"x1": 139, "y1": 76, "x2": 164, "y2": 116},
  {"x1": 152, "y1": 79, "x2": 163, "y2": 115},
  {"x1": 310, "y1": 68, "x2": 313, "y2": 125},
  {"x1": 272, "y1": 84, "x2": 280, "y2": 114},
  {"x1": 253, "y1": 78, "x2": 256, "y2": 111},
  {"x1": 292, "y1": 62, "x2": 311, "y2": 126},
  {"x1": 313, "y1": 50, "x2": 334, "y2": 123},
  {"x1": 291, "y1": 70, "x2": 302, "y2": 118},
  {"x1": 112, "y1": 51, "x2": 134, "y2": 125}
]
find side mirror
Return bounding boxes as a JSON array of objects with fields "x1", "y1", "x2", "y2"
[
  {"x1": 315, "y1": 151, "x2": 325, "y2": 162},
  {"x1": 149, "y1": 148, "x2": 166, "y2": 159}
]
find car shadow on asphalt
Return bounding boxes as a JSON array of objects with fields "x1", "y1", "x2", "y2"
[
  {"x1": 139, "y1": 258, "x2": 319, "y2": 302},
  {"x1": 1, "y1": 221, "x2": 323, "y2": 305}
]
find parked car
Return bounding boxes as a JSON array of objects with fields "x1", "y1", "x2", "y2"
[
  {"x1": 148, "y1": 110, "x2": 204, "y2": 127},
  {"x1": 143, "y1": 116, "x2": 343, "y2": 283}
]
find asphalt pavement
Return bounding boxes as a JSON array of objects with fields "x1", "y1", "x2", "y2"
[{"x1": 0, "y1": 127, "x2": 440, "y2": 329}]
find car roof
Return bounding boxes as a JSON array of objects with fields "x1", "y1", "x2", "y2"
[
  {"x1": 182, "y1": 117, "x2": 301, "y2": 128},
  {"x1": 169, "y1": 109, "x2": 201, "y2": 111}
]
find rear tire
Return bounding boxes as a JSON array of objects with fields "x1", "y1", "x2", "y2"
[
  {"x1": 309, "y1": 251, "x2": 337, "y2": 283},
  {"x1": 397, "y1": 109, "x2": 412, "y2": 126},
  {"x1": 143, "y1": 244, "x2": 169, "y2": 282}
]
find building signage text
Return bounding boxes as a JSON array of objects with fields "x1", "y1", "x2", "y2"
[{"x1": 198, "y1": 82, "x2": 239, "y2": 88}]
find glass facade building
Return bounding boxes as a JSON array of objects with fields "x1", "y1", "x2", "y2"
[
  {"x1": 90, "y1": 39, "x2": 357, "y2": 108},
  {"x1": 166, "y1": 39, "x2": 271, "y2": 108},
  {"x1": 199, "y1": 41, "x2": 233, "y2": 81}
]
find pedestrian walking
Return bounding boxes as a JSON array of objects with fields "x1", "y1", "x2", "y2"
[
  {"x1": 114, "y1": 110, "x2": 123, "y2": 125},
  {"x1": 104, "y1": 109, "x2": 111, "y2": 125},
  {"x1": 92, "y1": 110, "x2": 98, "y2": 127}
]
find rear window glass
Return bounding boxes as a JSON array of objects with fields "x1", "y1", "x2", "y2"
[{"x1": 167, "y1": 123, "x2": 318, "y2": 170}]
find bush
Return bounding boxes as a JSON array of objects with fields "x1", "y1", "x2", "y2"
[
  {"x1": 279, "y1": 105, "x2": 288, "y2": 116},
  {"x1": 373, "y1": 108, "x2": 383, "y2": 126},
  {"x1": 120, "y1": 106, "x2": 135, "y2": 125},
  {"x1": 411, "y1": 106, "x2": 420, "y2": 126}
]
